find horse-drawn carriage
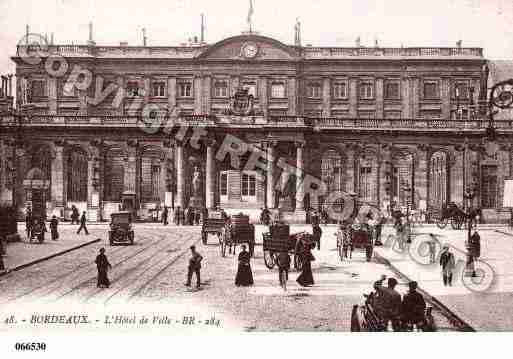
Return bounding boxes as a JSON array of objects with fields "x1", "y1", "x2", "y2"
[
  {"x1": 219, "y1": 213, "x2": 255, "y2": 257},
  {"x1": 201, "y1": 210, "x2": 227, "y2": 245},
  {"x1": 262, "y1": 223, "x2": 315, "y2": 270},
  {"x1": 430, "y1": 202, "x2": 481, "y2": 230},
  {"x1": 336, "y1": 224, "x2": 374, "y2": 262},
  {"x1": 351, "y1": 292, "x2": 436, "y2": 332}
]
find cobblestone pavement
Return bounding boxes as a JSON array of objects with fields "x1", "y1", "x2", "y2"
[{"x1": 0, "y1": 224, "x2": 457, "y2": 332}]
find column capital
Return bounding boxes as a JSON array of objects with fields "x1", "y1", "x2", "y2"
[
  {"x1": 294, "y1": 140, "x2": 306, "y2": 149},
  {"x1": 54, "y1": 139, "x2": 67, "y2": 148}
]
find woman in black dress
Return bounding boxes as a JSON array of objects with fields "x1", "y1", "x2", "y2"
[
  {"x1": 297, "y1": 247, "x2": 315, "y2": 287},
  {"x1": 235, "y1": 245, "x2": 254, "y2": 286},
  {"x1": 95, "y1": 248, "x2": 112, "y2": 288}
]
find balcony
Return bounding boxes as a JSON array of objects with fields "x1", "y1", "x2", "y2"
[{"x1": 1, "y1": 114, "x2": 511, "y2": 133}]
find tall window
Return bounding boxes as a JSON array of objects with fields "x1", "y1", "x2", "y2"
[
  {"x1": 31, "y1": 80, "x2": 46, "y2": 99},
  {"x1": 241, "y1": 172, "x2": 257, "y2": 201},
  {"x1": 152, "y1": 82, "x2": 166, "y2": 97},
  {"x1": 452, "y1": 81, "x2": 469, "y2": 99},
  {"x1": 126, "y1": 81, "x2": 143, "y2": 97},
  {"x1": 307, "y1": 82, "x2": 322, "y2": 99},
  {"x1": 66, "y1": 149, "x2": 88, "y2": 202},
  {"x1": 271, "y1": 83, "x2": 285, "y2": 98},
  {"x1": 481, "y1": 165, "x2": 498, "y2": 208},
  {"x1": 423, "y1": 81, "x2": 439, "y2": 99},
  {"x1": 359, "y1": 82, "x2": 374, "y2": 99},
  {"x1": 321, "y1": 150, "x2": 343, "y2": 193},
  {"x1": 178, "y1": 81, "x2": 193, "y2": 98},
  {"x1": 385, "y1": 82, "x2": 400, "y2": 99},
  {"x1": 213, "y1": 80, "x2": 229, "y2": 98},
  {"x1": 332, "y1": 82, "x2": 347, "y2": 99},
  {"x1": 359, "y1": 166, "x2": 373, "y2": 202},
  {"x1": 220, "y1": 172, "x2": 228, "y2": 197}
]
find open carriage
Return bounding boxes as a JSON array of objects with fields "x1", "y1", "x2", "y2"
[
  {"x1": 262, "y1": 223, "x2": 315, "y2": 270},
  {"x1": 351, "y1": 292, "x2": 436, "y2": 332},
  {"x1": 219, "y1": 213, "x2": 255, "y2": 257},
  {"x1": 201, "y1": 210, "x2": 226, "y2": 245}
]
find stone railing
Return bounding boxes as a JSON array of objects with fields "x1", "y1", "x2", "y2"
[
  {"x1": 1, "y1": 114, "x2": 511, "y2": 131},
  {"x1": 303, "y1": 46, "x2": 483, "y2": 58}
]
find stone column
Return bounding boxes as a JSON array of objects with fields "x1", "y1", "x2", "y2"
[
  {"x1": 288, "y1": 77, "x2": 297, "y2": 116},
  {"x1": 160, "y1": 140, "x2": 173, "y2": 207},
  {"x1": 51, "y1": 141, "x2": 66, "y2": 217},
  {"x1": 205, "y1": 140, "x2": 216, "y2": 209},
  {"x1": 48, "y1": 77, "x2": 57, "y2": 115},
  {"x1": 175, "y1": 142, "x2": 184, "y2": 208},
  {"x1": 378, "y1": 148, "x2": 392, "y2": 205},
  {"x1": 194, "y1": 76, "x2": 203, "y2": 114},
  {"x1": 401, "y1": 76, "x2": 410, "y2": 119},
  {"x1": 442, "y1": 77, "x2": 451, "y2": 120},
  {"x1": 260, "y1": 77, "x2": 268, "y2": 116},
  {"x1": 414, "y1": 146, "x2": 429, "y2": 210},
  {"x1": 322, "y1": 77, "x2": 331, "y2": 117},
  {"x1": 411, "y1": 76, "x2": 420, "y2": 119},
  {"x1": 203, "y1": 75, "x2": 211, "y2": 114},
  {"x1": 295, "y1": 141, "x2": 305, "y2": 213},
  {"x1": 124, "y1": 141, "x2": 138, "y2": 193},
  {"x1": 349, "y1": 77, "x2": 358, "y2": 117},
  {"x1": 266, "y1": 141, "x2": 276, "y2": 208},
  {"x1": 376, "y1": 77, "x2": 384, "y2": 119},
  {"x1": 345, "y1": 146, "x2": 356, "y2": 193},
  {"x1": 168, "y1": 77, "x2": 177, "y2": 115},
  {"x1": 87, "y1": 143, "x2": 100, "y2": 222},
  {"x1": 450, "y1": 146, "x2": 464, "y2": 205}
]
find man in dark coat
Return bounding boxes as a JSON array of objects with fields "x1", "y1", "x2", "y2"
[
  {"x1": 312, "y1": 223, "x2": 322, "y2": 250},
  {"x1": 25, "y1": 208, "x2": 33, "y2": 239},
  {"x1": 185, "y1": 245, "x2": 203, "y2": 289},
  {"x1": 375, "y1": 277, "x2": 402, "y2": 330},
  {"x1": 77, "y1": 211, "x2": 89, "y2": 235},
  {"x1": 95, "y1": 248, "x2": 112, "y2": 288},
  {"x1": 277, "y1": 251, "x2": 291, "y2": 288},
  {"x1": 402, "y1": 281, "x2": 426, "y2": 329},
  {"x1": 162, "y1": 207, "x2": 168, "y2": 226},
  {"x1": 70, "y1": 205, "x2": 79, "y2": 225},
  {"x1": 174, "y1": 206, "x2": 181, "y2": 225},
  {"x1": 50, "y1": 215, "x2": 59, "y2": 241},
  {"x1": 440, "y1": 245, "x2": 455, "y2": 286}
]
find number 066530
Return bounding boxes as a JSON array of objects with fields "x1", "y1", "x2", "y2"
[{"x1": 15, "y1": 342, "x2": 47, "y2": 351}]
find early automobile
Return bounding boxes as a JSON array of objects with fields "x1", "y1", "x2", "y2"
[{"x1": 109, "y1": 211, "x2": 135, "y2": 245}]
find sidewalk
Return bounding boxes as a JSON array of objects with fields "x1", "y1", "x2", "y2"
[
  {"x1": 1, "y1": 226, "x2": 105, "y2": 275},
  {"x1": 373, "y1": 226, "x2": 513, "y2": 331}
]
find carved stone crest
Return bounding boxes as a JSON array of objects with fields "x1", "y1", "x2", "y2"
[{"x1": 228, "y1": 87, "x2": 254, "y2": 116}]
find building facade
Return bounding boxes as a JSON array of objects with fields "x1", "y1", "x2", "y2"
[{"x1": 1, "y1": 33, "x2": 512, "y2": 222}]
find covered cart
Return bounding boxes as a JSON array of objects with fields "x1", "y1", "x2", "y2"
[{"x1": 201, "y1": 210, "x2": 226, "y2": 245}]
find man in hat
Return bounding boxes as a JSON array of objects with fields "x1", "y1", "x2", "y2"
[
  {"x1": 374, "y1": 277, "x2": 402, "y2": 330},
  {"x1": 439, "y1": 245, "x2": 456, "y2": 286},
  {"x1": 50, "y1": 215, "x2": 59, "y2": 241},
  {"x1": 77, "y1": 211, "x2": 89, "y2": 235},
  {"x1": 185, "y1": 245, "x2": 203, "y2": 289},
  {"x1": 402, "y1": 281, "x2": 426, "y2": 329}
]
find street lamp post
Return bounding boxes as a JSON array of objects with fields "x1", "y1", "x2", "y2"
[{"x1": 463, "y1": 186, "x2": 477, "y2": 277}]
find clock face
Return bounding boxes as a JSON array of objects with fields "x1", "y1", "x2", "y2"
[{"x1": 242, "y1": 43, "x2": 258, "y2": 58}]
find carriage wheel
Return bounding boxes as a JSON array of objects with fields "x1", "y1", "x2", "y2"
[
  {"x1": 264, "y1": 250, "x2": 275, "y2": 269},
  {"x1": 436, "y1": 218, "x2": 448, "y2": 229}
]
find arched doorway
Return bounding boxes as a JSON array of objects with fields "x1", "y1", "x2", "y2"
[
  {"x1": 320, "y1": 149, "x2": 345, "y2": 212},
  {"x1": 429, "y1": 151, "x2": 449, "y2": 209},
  {"x1": 357, "y1": 149, "x2": 378, "y2": 205},
  {"x1": 23, "y1": 167, "x2": 50, "y2": 219},
  {"x1": 66, "y1": 145, "x2": 88, "y2": 206},
  {"x1": 391, "y1": 151, "x2": 414, "y2": 208}
]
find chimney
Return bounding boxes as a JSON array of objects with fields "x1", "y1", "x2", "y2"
[
  {"x1": 25, "y1": 25, "x2": 29, "y2": 44},
  {"x1": 142, "y1": 28, "x2": 147, "y2": 46},
  {"x1": 374, "y1": 38, "x2": 379, "y2": 48},
  {"x1": 51, "y1": 33, "x2": 54, "y2": 45},
  {"x1": 294, "y1": 18, "x2": 301, "y2": 47},
  {"x1": 8, "y1": 74, "x2": 13, "y2": 97},
  {"x1": 456, "y1": 40, "x2": 462, "y2": 48},
  {"x1": 355, "y1": 36, "x2": 361, "y2": 47},
  {"x1": 201, "y1": 13, "x2": 205, "y2": 43},
  {"x1": 194, "y1": 36, "x2": 198, "y2": 43},
  {"x1": 87, "y1": 21, "x2": 96, "y2": 46}
]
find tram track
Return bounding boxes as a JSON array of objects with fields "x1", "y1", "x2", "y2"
[{"x1": 6, "y1": 234, "x2": 167, "y2": 304}]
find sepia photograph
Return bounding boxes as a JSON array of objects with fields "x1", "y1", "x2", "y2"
[{"x1": 1, "y1": 0, "x2": 513, "y2": 356}]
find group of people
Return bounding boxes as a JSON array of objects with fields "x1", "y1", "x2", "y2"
[
  {"x1": 372, "y1": 275, "x2": 429, "y2": 331},
  {"x1": 162, "y1": 206, "x2": 224, "y2": 226}
]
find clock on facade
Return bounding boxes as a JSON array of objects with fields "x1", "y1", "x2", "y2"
[{"x1": 241, "y1": 43, "x2": 258, "y2": 58}]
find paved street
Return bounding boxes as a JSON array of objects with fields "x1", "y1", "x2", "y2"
[{"x1": 4, "y1": 222, "x2": 510, "y2": 331}]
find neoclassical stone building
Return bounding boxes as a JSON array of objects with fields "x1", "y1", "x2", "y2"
[{"x1": 1, "y1": 32, "x2": 512, "y2": 222}]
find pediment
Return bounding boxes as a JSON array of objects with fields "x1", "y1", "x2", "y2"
[{"x1": 197, "y1": 35, "x2": 298, "y2": 61}]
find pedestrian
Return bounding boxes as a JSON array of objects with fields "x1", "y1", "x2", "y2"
[
  {"x1": 185, "y1": 245, "x2": 203, "y2": 289},
  {"x1": 296, "y1": 245, "x2": 315, "y2": 287},
  {"x1": 95, "y1": 248, "x2": 112, "y2": 288},
  {"x1": 25, "y1": 207, "x2": 32, "y2": 240},
  {"x1": 162, "y1": 206, "x2": 168, "y2": 226},
  {"x1": 395, "y1": 216, "x2": 406, "y2": 250},
  {"x1": 194, "y1": 209, "x2": 201, "y2": 226},
  {"x1": 277, "y1": 251, "x2": 291, "y2": 288},
  {"x1": 401, "y1": 281, "x2": 426, "y2": 330},
  {"x1": 50, "y1": 215, "x2": 59, "y2": 241},
  {"x1": 427, "y1": 234, "x2": 438, "y2": 264},
  {"x1": 174, "y1": 206, "x2": 181, "y2": 225},
  {"x1": 77, "y1": 211, "x2": 89, "y2": 235},
  {"x1": 375, "y1": 216, "x2": 385, "y2": 246},
  {"x1": 188, "y1": 208, "x2": 195, "y2": 225},
  {"x1": 466, "y1": 230, "x2": 481, "y2": 277},
  {"x1": 439, "y1": 245, "x2": 455, "y2": 286},
  {"x1": 70, "y1": 205, "x2": 79, "y2": 225},
  {"x1": 312, "y1": 223, "x2": 322, "y2": 250},
  {"x1": 184, "y1": 207, "x2": 190, "y2": 225},
  {"x1": 235, "y1": 244, "x2": 254, "y2": 287}
]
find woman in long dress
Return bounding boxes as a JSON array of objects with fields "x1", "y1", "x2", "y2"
[
  {"x1": 95, "y1": 248, "x2": 112, "y2": 288},
  {"x1": 297, "y1": 245, "x2": 315, "y2": 287},
  {"x1": 235, "y1": 245, "x2": 254, "y2": 286}
]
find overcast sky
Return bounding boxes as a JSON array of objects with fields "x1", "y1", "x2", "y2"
[{"x1": 1, "y1": 0, "x2": 513, "y2": 76}]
